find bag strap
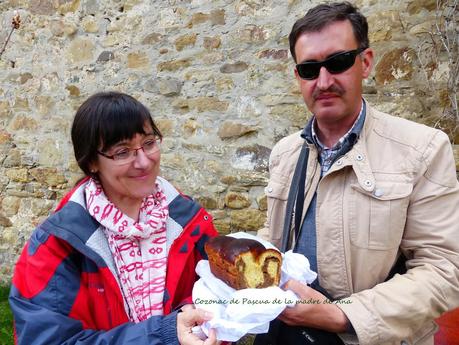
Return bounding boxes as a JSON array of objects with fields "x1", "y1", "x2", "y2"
[{"x1": 280, "y1": 142, "x2": 309, "y2": 253}]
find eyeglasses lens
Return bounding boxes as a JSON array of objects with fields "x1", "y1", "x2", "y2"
[
  {"x1": 296, "y1": 49, "x2": 362, "y2": 80},
  {"x1": 112, "y1": 140, "x2": 160, "y2": 165}
]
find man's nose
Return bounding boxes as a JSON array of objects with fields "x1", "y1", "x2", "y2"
[{"x1": 316, "y1": 66, "x2": 334, "y2": 90}]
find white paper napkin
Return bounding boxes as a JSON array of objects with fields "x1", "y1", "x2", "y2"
[{"x1": 192, "y1": 232, "x2": 317, "y2": 342}]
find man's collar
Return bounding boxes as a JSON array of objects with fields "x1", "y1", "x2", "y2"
[{"x1": 301, "y1": 100, "x2": 366, "y2": 148}]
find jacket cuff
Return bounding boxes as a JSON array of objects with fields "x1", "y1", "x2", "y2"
[
  {"x1": 159, "y1": 311, "x2": 179, "y2": 345},
  {"x1": 175, "y1": 297, "x2": 193, "y2": 310},
  {"x1": 337, "y1": 297, "x2": 381, "y2": 345}
]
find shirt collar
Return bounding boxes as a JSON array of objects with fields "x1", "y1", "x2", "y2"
[{"x1": 301, "y1": 99, "x2": 366, "y2": 149}]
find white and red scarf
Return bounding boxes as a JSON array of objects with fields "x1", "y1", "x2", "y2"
[{"x1": 85, "y1": 178, "x2": 169, "y2": 322}]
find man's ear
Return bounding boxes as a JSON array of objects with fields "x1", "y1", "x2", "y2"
[{"x1": 361, "y1": 48, "x2": 374, "y2": 79}]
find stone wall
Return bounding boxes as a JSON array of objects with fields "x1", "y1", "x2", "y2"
[{"x1": 0, "y1": 0, "x2": 458, "y2": 283}]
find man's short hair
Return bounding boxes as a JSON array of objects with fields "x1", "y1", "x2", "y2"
[{"x1": 289, "y1": 1, "x2": 369, "y2": 63}]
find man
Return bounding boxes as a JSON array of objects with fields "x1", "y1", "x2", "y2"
[{"x1": 258, "y1": 2, "x2": 459, "y2": 344}]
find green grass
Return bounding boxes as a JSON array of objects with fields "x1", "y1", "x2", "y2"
[{"x1": 0, "y1": 285, "x2": 13, "y2": 345}]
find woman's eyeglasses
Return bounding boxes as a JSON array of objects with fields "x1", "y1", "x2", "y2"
[
  {"x1": 98, "y1": 137, "x2": 161, "y2": 165},
  {"x1": 296, "y1": 47, "x2": 367, "y2": 80}
]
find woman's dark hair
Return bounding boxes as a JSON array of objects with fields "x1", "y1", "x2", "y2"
[
  {"x1": 289, "y1": 2, "x2": 369, "y2": 63},
  {"x1": 71, "y1": 91, "x2": 162, "y2": 176}
]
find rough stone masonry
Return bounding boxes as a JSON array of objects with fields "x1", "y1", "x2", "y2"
[{"x1": 0, "y1": 0, "x2": 458, "y2": 283}]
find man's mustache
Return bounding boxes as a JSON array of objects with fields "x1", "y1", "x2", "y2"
[{"x1": 313, "y1": 85, "x2": 344, "y2": 99}]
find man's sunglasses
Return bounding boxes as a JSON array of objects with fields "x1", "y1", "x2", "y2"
[{"x1": 296, "y1": 47, "x2": 367, "y2": 80}]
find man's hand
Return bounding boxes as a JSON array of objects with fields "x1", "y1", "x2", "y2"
[
  {"x1": 279, "y1": 279, "x2": 350, "y2": 333},
  {"x1": 177, "y1": 308, "x2": 218, "y2": 345}
]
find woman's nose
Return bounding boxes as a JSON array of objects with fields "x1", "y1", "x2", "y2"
[{"x1": 132, "y1": 148, "x2": 151, "y2": 168}]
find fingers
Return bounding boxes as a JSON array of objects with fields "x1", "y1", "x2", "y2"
[
  {"x1": 180, "y1": 308, "x2": 213, "y2": 327},
  {"x1": 181, "y1": 303, "x2": 196, "y2": 312},
  {"x1": 177, "y1": 309, "x2": 215, "y2": 345},
  {"x1": 282, "y1": 279, "x2": 309, "y2": 296},
  {"x1": 283, "y1": 279, "x2": 325, "y2": 301},
  {"x1": 204, "y1": 328, "x2": 218, "y2": 345}
]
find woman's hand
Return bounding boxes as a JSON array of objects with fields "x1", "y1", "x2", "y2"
[
  {"x1": 177, "y1": 308, "x2": 218, "y2": 345},
  {"x1": 180, "y1": 303, "x2": 196, "y2": 312}
]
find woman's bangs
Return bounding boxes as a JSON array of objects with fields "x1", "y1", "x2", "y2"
[{"x1": 99, "y1": 106, "x2": 153, "y2": 151}]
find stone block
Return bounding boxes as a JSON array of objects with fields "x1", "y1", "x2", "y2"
[
  {"x1": 215, "y1": 77, "x2": 234, "y2": 91},
  {"x1": 238, "y1": 25, "x2": 268, "y2": 43},
  {"x1": 28, "y1": 0, "x2": 55, "y2": 15},
  {"x1": 127, "y1": 52, "x2": 150, "y2": 69},
  {"x1": 188, "y1": 97, "x2": 229, "y2": 112},
  {"x1": 375, "y1": 48, "x2": 415, "y2": 85},
  {"x1": 158, "y1": 78, "x2": 182, "y2": 96},
  {"x1": 196, "y1": 196, "x2": 219, "y2": 209},
  {"x1": 58, "y1": 0, "x2": 80, "y2": 14},
  {"x1": 220, "y1": 61, "x2": 249, "y2": 74},
  {"x1": 38, "y1": 138, "x2": 64, "y2": 166},
  {"x1": 230, "y1": 208, "x2": 266, "y2": 231},
  {"x1": 0, "y1": 214, "x2": 12, "y2": 227},
  {"x1": 142, "y1": 33, "x2": 164, "y2": 44},
  {"x1": 269, "y1": 103, "x2": 308, "y2": 128},
  {"x1": 257, "y1": 194, "x2": 267, "y2": 211},
  {"x1": 231, "y1": 144, "x2": 271, "y2": 172},
  {"x1": 2, "y1": 148, "x2": 22, "y2": 168},
  {"x1": 258, "y1": 49, "x2": 288, "y2": 60},
  {"x1": 212, "y1": 219, "x2": 231, "y2": 235},
  {"x1": 2, "y1": 196, "x2": 21, "y2": 216},
  {"x1": 67, "y1": 38, "x2": 95, "y2": 64},
  {"x1": 0, "y1": 100, "x2": 11, "y2": 119},
  {"x1": 157, "y1": 59, "x2": 192, "y2": 72},
  {"x1": 10, "y1": 115, "x2": 38, "y2": 131},
  {"x1": 182, "y1": 119, "x2": 201, "y2": 137},
  {"x1": 13, "y1": 97, "x2": 29, "y2": 111},
  {"x1": 34, "y1": 95, "x2": 55, "y2": 116},
  {"x1": 155, "y1": 118, "x2": 175, "y2": 136},
  {"x1": 175, "y1": 33, "x2": 197, "y2": 51},
  {"x1": 367, "y1": 11, "x2": 400, "y2": 42},
  {"x1": 190, "y1": 10, "x2": 224, "y2": 26},
  {"x1": 50, "y1": 19, "x2": 65, "y2": 36},
  {"x1": 225, "y1": 191, "x2": 250, "y2": 209},
  {"x1": 82, "y1": 16, "x2": 99, "y2": 33},
  {"x1": 218, "y1": 121, "x2": 257, "y2": 139},
  {"x1": 210, "y1": 9, "x2": 225, "y2": 25},
  {"x1": 0, "y1": 130, "x2": 12, "y2": 145},
  {"x1": 29, "y1": 167, "x2": 66, "y2": 187},
  {"x1": 407, "y1": 0, "x2": 436, "y2": 14},
  {"x1": 203, "y1": 37, "x2": 221, "y2": 50},
  {"x1": 19, "y1": 73, "x2": 33, "y2": 84},
  {"x1": 190, "y1": 12, "x2": 209, "y2": 26},
  {"x1": 221, "y1": 172, "x2": 268, "y2": 187},
  {"x1": 66, "y1": 85, "x2": 81, "y2": 96},
  {"x1": 6, "y1": 168, "x2": 28, "y2": 183}
]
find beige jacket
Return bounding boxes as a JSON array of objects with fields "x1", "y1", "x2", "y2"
[{"x1": 258, "y1": 104, "x2": 459, "y2": 345}]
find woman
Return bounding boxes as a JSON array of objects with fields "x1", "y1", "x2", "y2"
[{"x1": 9, "y1": 92, "x2": 218, "y2": 345}]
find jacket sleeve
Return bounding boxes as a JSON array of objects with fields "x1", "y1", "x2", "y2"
[
  {"x1": 9, "y1": 230, "x2": 179, "y2": 345},
  {"x1": 338, "y1": 130, "x2": 459, "y2": 345},
  {"x1": 10, "y1": 291, "x2": 178, "y2": 345}
]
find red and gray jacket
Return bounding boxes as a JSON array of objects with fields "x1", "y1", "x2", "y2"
[{"x1": 9, "y1": 177, "x2": 218, "y2": 344}]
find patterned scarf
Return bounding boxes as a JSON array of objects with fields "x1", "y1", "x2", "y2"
[{"x1": 85, "y1": 178, "x2": 169, "y2": 322}]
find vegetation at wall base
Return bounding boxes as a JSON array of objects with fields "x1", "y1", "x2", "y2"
[{"x1": 0, "y1": 285, "x2": 13, "y2": 345}]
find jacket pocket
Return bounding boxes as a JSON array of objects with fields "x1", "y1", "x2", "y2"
[
  {"x1": 265, "y1": 177, "x2": 290, "y2": 242},
  {"x1": 349, "y1": 181, "x2": 412, "y2": 250},
  {"x1": 401, "y1": 321, "x2": 438, "y2": 345}
]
